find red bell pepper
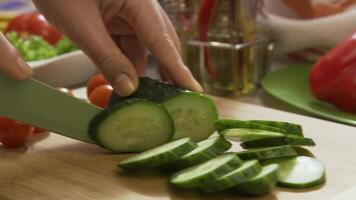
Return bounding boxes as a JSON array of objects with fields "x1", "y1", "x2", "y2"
[
  {"x1": 309, "y1": 32, "x2": 356, "y2": 113},
  {"x1": 198, "y1": 0, "x2": 217, "y2": 79}
]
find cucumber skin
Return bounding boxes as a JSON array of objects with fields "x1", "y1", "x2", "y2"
[
  {"x1": 234, "y1": 164, "x2": 279, "y2": 196},
  {"x1": 199, "y1": 160, "x2": 262, "y2": 193},
  {"x1": 222, "y1": 128, "x2": 285, "y2": 142},
  {"x1": 170, "y1": 153, "x2": 243, "y2": 189},
  {"x1": 236, "y1": 145, "x2": 297, "y2": 161},
  {"x1": 109, "y1": 77, "x2": 185, "y2": 104},
  {"x1": 118, "y1": 138, "x2": 197, "y2": 170},
  {"x1": 170, "y1": 136, "x2": 232, "y2": 170},
  {"x1": 89, "y1": 99, "x2": 174, "y2": 152},
  {"x1": 215, "y1": 120, "x2": 287, "y2": 134},
  {"x1": 240, "y1": 136, "x2": 316, "y2": 149},
  {"x1": 249, "y1": 120, "x2": 303, "y2": 136}
]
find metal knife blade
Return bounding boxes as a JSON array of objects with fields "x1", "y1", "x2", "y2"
[{"x1": 0, "y1": 72, "x2": 102, "y2": 143}]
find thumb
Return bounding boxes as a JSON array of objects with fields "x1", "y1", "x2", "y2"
[
  {"x1": 33, "y1": 0, "x2": 138, "y2": 96},
  {"x1": 0, "y1": 33, "x2": 33, "y2": 80}
]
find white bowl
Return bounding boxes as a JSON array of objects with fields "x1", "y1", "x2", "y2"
[{"x1": 28, "y1": 50, "x2": 98, "y2": 87}]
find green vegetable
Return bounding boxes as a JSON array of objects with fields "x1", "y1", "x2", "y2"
[
  {"x1": 167, "y1": 136, "x2": 231, "y2": 170},
  {"x1": 170, "y1": 153, "x2": 243, "y2": 189},
  {"x1": 249, "y1": 120, "x2": 303, "y2": 136},
  {"x1": 6, "y1": 31, "x2": 77, "y2": 61},
  {"x1": 263, "y1": 156, "x2": 326, "y2": 189},
  {"x1": 222, "y1": 128, "x2": 285, "y2": 142},
  {"x1": 215, "y1": 119, "x2": 287, "y2": 134},
  {"x1": 236, "y1": 145, "x2": 297, "y2": 160},
  {"x1": 234, "y1": 164, "x2": 279, "y2": 196},
  {"x1": 89, "y1": 99, "x2": 174, "y2": 153},
  {"x1": 118, "y1": 137, "x2": 197, "y2": 170},
  {"x1": 109, "y1": 77, "x2": 218, "y2": 142},
  {"x1": 199, "y1": 160, "x2": 262, "y2": 193},
  {"x1": 240, "y1": 136, "x2": 315, "y2": 149}
]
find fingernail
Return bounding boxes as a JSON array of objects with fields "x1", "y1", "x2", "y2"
[
  {"x1": 113, "y1": 74, "x2": 136, "y2": 97},
  {"x1": 16, "y1": 57, "x2": 33, "y2": 79},
  {"x1": 193, "y1": 79, "x2": 204, "y2": 93}
]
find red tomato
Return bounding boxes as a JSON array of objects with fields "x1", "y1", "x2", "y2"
[
  {"x1": 0, "y1": 116, "x2": 34, "y2": 148},
  {"x1": 33, "y1": 127, "x2": 47, "y2": 134},
  {"x1": 5, "y1": 12, "x2": 62, "y2": 44},
  {"x1": 89, "y1": 85, "x2": 113, "y2": 108},
  {"x1": 86, "y1": 74, "x2": 109, "y2": 97}
]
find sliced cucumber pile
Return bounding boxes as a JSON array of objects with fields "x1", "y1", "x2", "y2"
[
  {"x1": 109, "y1": 77, "x2": 218, "y2": 142},
  {"x1": 170, "y1": 153, "x2": 243, "y2": 189},
  {"x1": 198, "y1": 160, "x2": 262, "y2": 193},
  {"x1": 236, "y1": 145, "x2": 297, "y2": 160},
  {"x1": 222, "y1": 128, "x2": 285, "y2": 142},
  {"x1": 169, "y1": 136, "x2": 231, "y2": 170},
  {"x1": 262, "y1": 156, "x2": 326, "y2": 188},
  {"x1": 234, "y1": 164, "x2": 279, "y2": 196},
  {"x1": 240, "y1": 136, "x2": 315, "y2": 149},
  {"x1": 118, "y1": 137, "x2": 197, "y2": 170},
  {"x1": 89, "y1": 99, "x2": 174, "y2": 153}
]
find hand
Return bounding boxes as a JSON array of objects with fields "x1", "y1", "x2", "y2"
[
  {"x1": 33, "y1": 0, "x2": 203, "y2": 96},
  {"x1": 0, "y1": 33, "x2": 33, "y2": 80}
]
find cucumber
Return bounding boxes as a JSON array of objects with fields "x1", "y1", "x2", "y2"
[
  {"x1": 222, "y1": 128, "x2": 285, "y2": 142},
  {"x1": 215, "y1": 119, "x2": 287, "y2": 134},
  {"x1": 89, "y1": 99, "x2": 174, "y2": 153},
  {"x1": 236, "y1": 145, "x2": 297, "y2": 161},
  {"x1": 171, "y1": 136, "x2": 232, "y2": 169},
  {"x1": 199, "y1": 160, "x2": 262, "y2": 193},
  {"x1": 240, "y1": 136, "x2": 316, "y2": 149},
  {"x1": 163, "y1": 93, "x2": 217, "y2": 141},
  {"x1": 293, "y1": 146, "x2": 315, "y2": 157},
  {"x1": 249, "y1": 120, "x2": 303, "y2": 136},
  {"x1": 118, "y1": 137, "x2": 197, "y2": 170},
  {"x1": 109, "y1": 77, "x2": 183, "y2": 103},
  {"x1": 170, "y1": 153, "x2": 243, "y2": 189},
  {"x1": 263, "y1": 156, "x2": 326, "y2": 189},
  {"x1": 109, "y1": 77, "x2": 218, "y2": 142},
  {"x1": 234, "y1": 164, "x2": 279, "y2": 196}
]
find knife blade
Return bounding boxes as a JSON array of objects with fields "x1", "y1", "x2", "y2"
[{"x1": 0, "y1": 72, "x2": 102, "y2": 143}]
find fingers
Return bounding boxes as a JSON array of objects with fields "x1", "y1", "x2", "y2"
[
  {"x1": 112, "y1": 35, "x2": 147, "y2": 76},
  {"x1": 33, "y1": 0, "x2": 138, "y2": 96},
  {"x1": 120, "y1": 0, "x2": 203, "y2": 92},
  {"x1": 0, "y1": 33, "x2": 33, "y2": 80}
]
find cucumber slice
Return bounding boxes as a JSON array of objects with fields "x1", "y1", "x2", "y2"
[
  {"x1": 118, "y1": 137, "x2": 197, "y2": 170},
  {"x1": 215, "y1": 119, "x2": 286, "y2": 134},
  {"x1": 89, "y1": 99, "x2": 174, "y2": 153},
  {"x1": 263, "y1": 156, "x2": 326, "y2": 189},
  {"x1": 172, "y1": 136, "x2": 232, "y2": 169},
  {"x1": 163, "y1": 93, "x2": 217, "y2": 141},
  {"x1": 249, "y1": 120, "x2": 303, "y2": 136},
  {"x1": 236, "y1": 145, "x2": 297, "y2": 160},
  {"x1": 170, "y1": 153, "x2": 243, "y2": 189},
  {"x1": 240, "y1": 136, "x2": 316, "y2": 149},
  {"x1": 293, "y1": 146, "x2": 315, "y2": 157},
  {"x1": 222, "y1": 128, "x2": 285, "y2": 142},
  {"x1": 109, "y1": 77, "x2": 218, "y2": 142},
  {"x1": 235, "y1": 164, "x2": 279, "y2": 196},
  {"x1": 199, "y1": 160, "x2": 262, "y2": 193}
]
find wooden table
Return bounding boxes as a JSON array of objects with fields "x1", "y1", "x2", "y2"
[{"x1": 1, "y1": 89, "x2": 356, "y2": 200}]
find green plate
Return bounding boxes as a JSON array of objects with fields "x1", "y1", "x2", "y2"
[{"x1": 261, "y1": 64, "x2": 356, "y2": 127}]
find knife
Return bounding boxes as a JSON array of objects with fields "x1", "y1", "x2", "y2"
[{"x1": 0, "y1": 72, "x2": 103, "y2": 143}]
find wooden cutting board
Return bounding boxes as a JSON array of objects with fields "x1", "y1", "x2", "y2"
[{"x1": 1, "y1": 89, "x2": 356, "y2": 200}]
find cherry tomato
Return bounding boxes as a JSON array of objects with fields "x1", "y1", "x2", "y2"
[
  {"x1": 86, "y1": 74, "x2": 109, "y2": 97},
  {"x1": 89, "y1": 85, "x2": 113, "y2": 108},
  {"x1": 0, "y1": 116, "x2": 34, "y2": 148},
  {"x1": 5, "y1": 12, "x2": 62, "y2": 44}
]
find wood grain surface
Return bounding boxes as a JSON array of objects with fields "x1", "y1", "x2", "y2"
[{"x1": 1, "y1": 90, "x2": 356, "y2": 200}]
